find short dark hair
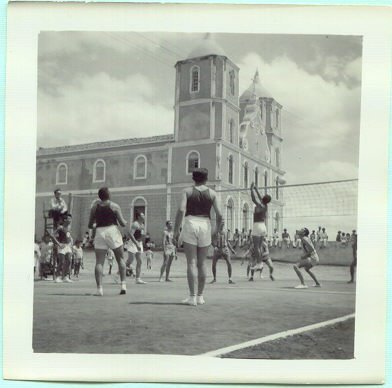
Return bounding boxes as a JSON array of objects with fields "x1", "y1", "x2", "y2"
[
  {"x1": 192, "y1": 168, "x2": 208, "y2": 183},
  {"x1": 302, "y1": 227, "x2": 310, "y2": 236},
  {"x1": 166, "y1": 220, "x2": 172, "y2": 226},
  {"x1": 54, "y1": 188, "x2": 61, "y2": 195},
  {"x1": 262, "y1": 194, "x2": 272, "y2": 204},
  {"x1": 98, "y1": 187, "x2": 110, "y2": 201}
]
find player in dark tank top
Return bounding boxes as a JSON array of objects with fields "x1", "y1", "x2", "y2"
[{"x1": 174, "y1": 168, "x2": 223, "y2": 306}]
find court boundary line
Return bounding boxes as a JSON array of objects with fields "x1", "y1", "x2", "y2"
[{"x1": 199, "y1": 313, "x2": 355, "y2": 357}]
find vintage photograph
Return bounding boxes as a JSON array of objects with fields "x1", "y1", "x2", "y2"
[
  {"x1": 33, "y1": 30, "x2": 361, "y2": 357},
  {"x1": 4, "y1": 2, "x2": 390, "y2": 383}
]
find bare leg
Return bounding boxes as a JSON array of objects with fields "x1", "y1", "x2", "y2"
[
  {"x1": 160, "y1": 254, "x2": 168, "y2": 280},
  {"x1": 196, "y1": 245, "x2": 209, "y2": 296},
  {"x1": 183, "y1": 242, "x2": 197, "y2": 297},
  {"x1": 165, "y1": 254, "x2": 174, "y2": 281},
  {"x1": 94, "y1": 249, "x2": 106, "y2": 295},
  {"x1": 293, "y1": 264, "x2": 305, "y2": 285},
  {"x1": 252, "y1": 236, "x2": 262, "y2": 265},
  {"x1": 211, "y1": 254, "x2": 218, "y2": 282},
  {"x1": 135, "y1": 252, "x2": 142, "y2": 280},
  {"x1": 224, "y1": 257, "x2": 232, "y2": 279},
  {"x1": 112, "y1": 245, "x2": 127, "y2": 293},
  {"x1": 305, "y1": 267, "x2": 320, "y2": 286}
]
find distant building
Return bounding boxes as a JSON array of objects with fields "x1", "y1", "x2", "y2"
[{"x1": 35, "y1": 34, "x2": 286, "y2": 244}]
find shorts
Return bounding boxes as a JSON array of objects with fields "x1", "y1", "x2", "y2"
[
  {"x1": 58, "y1": 245, "x2": 73, "y2": 255},
  {"x1": 252, "y1": 222, "x2": 267, "y2": 237},
  {"x1": 213, "y1": 247, "x2": 230, "y2": 260},
  {"x1": 181, "y1": 216, "x2": 211, "y2": 248},
  {"x1": 94, "y1": 225, "x2": 123, "y2": 250},
  {"x1": 127, "y1": 241, "x2": 143, "y2": 254},
  {"x1": 298, "y1": 252, "x2": 319, "y2": 267},
  {"x1": 164, "y1": 245, "x2": 176, "y2": 256}
]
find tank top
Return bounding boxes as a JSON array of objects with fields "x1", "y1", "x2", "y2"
[
  {"x1": 95, "y1": 202, "x2": 118, "y2": 228},
  {"x1": 133, "y1": 222, "x2": 144, "y2": 241},
  {"x1": 253, "y1": 205, "x2": 267, "y2": 223},
  {"x1": 56, "y1": 227, "x2": 71, "y2": 244},
  {"x1": 185, "y1": 187, "x2": 213, "y2": 218}
]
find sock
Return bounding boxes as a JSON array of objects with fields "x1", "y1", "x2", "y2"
[{"x1": 121, "y1": 282, "x2": 126, "y2": 290}]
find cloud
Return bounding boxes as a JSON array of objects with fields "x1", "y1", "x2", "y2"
[
  {"x1": 37, "y1": 72, "x2": 173, "y2": 147},
  {"x1": 237, "y1": 52, "x2": 361, "y2": 183}
]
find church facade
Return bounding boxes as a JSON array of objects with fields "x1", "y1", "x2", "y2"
[{"x1": 35, "y1": 35, "x2": 286, "y2": 244}]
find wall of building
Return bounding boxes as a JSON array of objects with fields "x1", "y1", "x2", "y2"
[
  {"x1": 36, "y1": 147, "x2": 169, "y2": 193},
  {"x1": 171, "y1": 142, "x2": 217, "y2": 184},
  {"x1": 178, "y1": 103, "x2": 210, "y2": 141}
]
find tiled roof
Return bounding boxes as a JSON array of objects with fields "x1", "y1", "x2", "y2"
[{"x1": 37, "y1": 134, "x2": 175, "y2": 156}]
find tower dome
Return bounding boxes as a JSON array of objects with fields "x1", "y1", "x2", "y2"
[
  {"x1": 240, "y1": 69, "x2": 273, "y2": 100},
  {"x1": 187, "y1": 33, "x2": 226, "y2": 59}
]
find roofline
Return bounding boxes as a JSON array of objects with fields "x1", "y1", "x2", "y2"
[
  {"x1": 175, "y1": 55, "x2": 240, "y2": 71},
  {"x1": 37, "y1": 134, "x2": 175, "y2": 157}
]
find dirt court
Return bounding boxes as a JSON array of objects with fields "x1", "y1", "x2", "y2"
[{"x1": 33, "y1": 250, "x2": 356, "y2": 358}]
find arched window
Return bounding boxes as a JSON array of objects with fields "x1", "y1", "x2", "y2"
[
  {"x1": 134, "y1": 155, "x2": 147, "y2": 179},
  {"x1": 274, "y1": 212, "x2": 280, "y2": 231},
  {"x1": 254, "y1": 167, "x2": 259, "y2": 188},
  {"x1": 228, "y1": 155, "x2": 234, "y2": 184},
  {"x1": 275, "y1": 176, "x2": 280, "y2": 200},
  {"x1": 264, "y1": 170, "x2": 268, "y2": 194},
  {"x1": 228, "y1": 119, "x2": 234, "y2": 144},
  {"x1": 229, "y1": 70, "x2": 235, "y2": 95},
  {"x1": 243, "y1": 161, "x2": 249, "y2": 188},
  {"x1": 186, "y1": 150, "x2": 200, "y2": 174},
  {"x1": 56, "y1": 163, "x2": 67, "y2": 185},
  {"x1": 190, "y1": 65, "x2": 200, "y2": 93},
  {"x1": 131, "y1": 196, "x2": 147, "y2": 228},
  {"x1": 93, "y1": 159, "x2": 105, "y2": 183},
  {"x1": 226, "y1": 197, "x2": 234, "y2": 232},
  {"x1": 242, "y1": 203, "x2": 249, "y2": 232},
  {"x1": 275, "y1": 148, "x2": 280, "y2": 168}
]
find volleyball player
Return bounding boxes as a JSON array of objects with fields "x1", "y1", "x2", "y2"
[
  {"x1": 126, "y1": 212, "x2": 146, "y2": 284},
  {"x1": 250, "y1": 182, "x2": 271, "y2": 270},
  {"x1": 159, "y1": 221, "x2": 176, "y2": 282},
  {"x1": 210, "y1": 222, "x2": 236, "y2": 284},
  {"x1": 293, "y1": 228, "x2": 321, "y2": 289},
  {"x1": 174, "y1": 168, "x2": 223, "y2": 306},
  {"x1": 88, "y1": 187, "x2": 127, "y2": 296}
]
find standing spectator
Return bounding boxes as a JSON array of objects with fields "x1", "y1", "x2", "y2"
[
  {"x1": 232, "y1": 229, "x2": 240, "y2": 249},
  {"x1": 310, "y1": 230, "x2": 317, "y2": 245},
  {"x1": 34, "y1": 239, "x2": 41, "y2": 279},
  {"x1": 346, "y1": 232, "x2": 351, "y2": 243},
  {"x1": 319, "y1": 227, "x2": 328, "y2": 248},
  {"x1": 293, "y1": 231, "x2": 302, "y2": 249},
  {"x1": 316, "y1": 226, "x2": 322, "y2": 245},
  {"x1": 272, "y1": 228, "x2": 280, "y2": 248},
  {"x1": 281, "y1": 228, "x2": 291, "y2": 248},
  {"x1": 226, "y1": 229, "x2": 232, "y2": 243},
  {"x1": 336, "y1": 231, "x2": 342, "y2": 242},
  {"x1": 348, "y1": 230, "x2": 357, "y2": 283},
  {"x1": 50, "y1": 189, "x2": 68, "y2": 229},
  {"x1": 39, "y1": 234, "x2": 53, "y2": 280},
  {"x1": 341, "y1": 232, "x2": 347, "y2": 247},
  {"x1": 73, "y1": 240, "x2": 84, "y2": 278},
  {"x1": 82, "y1": 231, "x2": 90, "y2": 248}
]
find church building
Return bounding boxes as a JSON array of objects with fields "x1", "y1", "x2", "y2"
[{"x1": 35, "y1": 34, "x2": 286, "y2": 244}]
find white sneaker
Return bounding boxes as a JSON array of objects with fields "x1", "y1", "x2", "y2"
[
  {"x1": 182, "y1": 296, "x2": 197, "y2": 306},
  {"x1": 196, "y1": 296, "x2": 205, "y2": 305},
  {"x1": 55, "y1": 277, "x2": 63, "y2": 283},
  {"x1": 136, "y1": 278, "x2": 147, "y2": 284},
  {"x1": 159, "y1": 278, "x2": 164, "y2": 282},
  {"x1": 294, "y1": 284, "x2": 308, "y2": 289},
  {"x1": 63, "y1": 278, "x2": 73, "y2": 283},
  {"x1": 94, "y1": 288, "x2": 103, "y2": 296}
]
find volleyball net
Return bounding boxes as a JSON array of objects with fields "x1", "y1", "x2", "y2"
[{"x1": 64, "y1": 178, "x2": 358, "y2": 243}]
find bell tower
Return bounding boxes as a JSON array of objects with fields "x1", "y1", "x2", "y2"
[{"x1": 174, "y1": 33, "x2": 240, "y2": 143}]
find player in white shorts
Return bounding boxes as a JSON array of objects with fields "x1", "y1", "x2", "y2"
[
  {"x1": 126, "y1": 212, "x2": 146, "y2": 284},
  {"x1": 250, "y1": 182, "x2": 271, "y2": 270},
  {"x1": 160, "y1": 220, "x2": 176, "y2": 282},
  {"x1": 88, "y1": 187, "x2": 127, "y2": 296},
  {"x1": 174, "y1": 168, "x2": 223, "y2": 306},
  {"x1": 293, "y1": 227, "x2": 321, "y2": 289}
]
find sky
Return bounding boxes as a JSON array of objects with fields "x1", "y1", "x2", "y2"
[{"x1": 37, "y1": 32, "x2": 362, "y2": 234}]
